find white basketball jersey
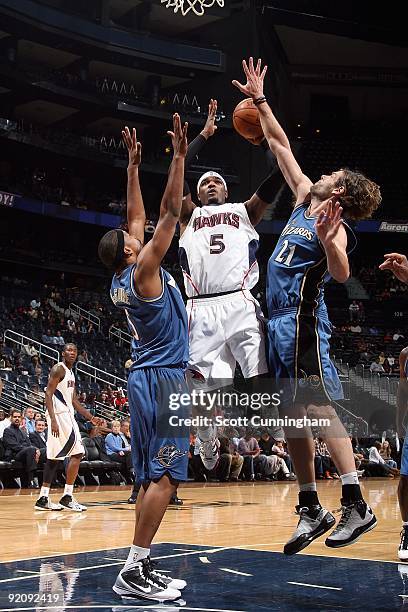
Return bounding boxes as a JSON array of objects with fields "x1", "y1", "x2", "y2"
[
  {"x1": 179, "y1": 202, "x2": 259, "y2": 297},
  {"x1": 51, "y1": 362, "x2": 75, "y2": 414}
]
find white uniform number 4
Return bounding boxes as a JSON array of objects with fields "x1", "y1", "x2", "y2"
[{"x1": 275, "y1": 239, "x2": 296, "y2": 266}]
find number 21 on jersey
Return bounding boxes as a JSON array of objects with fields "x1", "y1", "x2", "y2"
[{"x1": 275, "y1": 240, "x2": 296, "y2": 266}]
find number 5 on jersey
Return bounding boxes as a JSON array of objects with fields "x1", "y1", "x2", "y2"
[{"x1": 210, "y1": 234, "x2": 225, "y2": 254}]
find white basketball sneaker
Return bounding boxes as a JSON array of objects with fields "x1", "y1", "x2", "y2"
[{"x1": 325, "y1": 499, "x2": 377, "y2": 548}]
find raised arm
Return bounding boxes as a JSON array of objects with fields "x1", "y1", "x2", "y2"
[
  {"x1": 233, "y1": 57, "x2": 312, "y2": 205},
  {"x1": 122, "y1": 126, "x2": 145, "y2": 242},
  {"x1": 134, "y1": 114, "x2": 188, "y2": 298},
  {"x1": 315, "y1": 200, "x2": 349, "y2": 283},
  {"x1": 180, "y1": 99, "x2": 218, "y2": 229}
]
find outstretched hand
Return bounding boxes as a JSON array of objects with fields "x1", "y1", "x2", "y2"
[
  {"x1": 122, "y1": 126, "x2": 142, "y2": 167},
  {"x1": 167, "y1": 113, "x2": 188, "y2": 158},
  {"x1": 232, "y1": 57, "x2": 267, "y2": 100},
  {"x1": 201, "y1": 98, "x2": 218, "y2": 138},
  {"x1": 315, "y1": 200, "x2": 343, "y2": 248},
  {"x1": 379, "y1": 253, "x2": 408, "y2": 284}
]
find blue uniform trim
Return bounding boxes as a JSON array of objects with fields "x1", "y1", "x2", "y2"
[
  {"x1": 55, "y1": 428, "x2": 76, "y2": 458},
  {"x1": 53, "y1": 389, "x2": 67, "y2": 406}
]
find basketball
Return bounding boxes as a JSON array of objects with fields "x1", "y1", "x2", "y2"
[{"x1": 233, "y1": 98, "x2": 264, "y2": 145}]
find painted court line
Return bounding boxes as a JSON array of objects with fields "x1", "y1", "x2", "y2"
[
  {"x1": 0, "y1": 547, "x2": 231, "y2": 584},
  {"x1": 288, "y1": 581, "x2": 342, "y2": 591},
  {"x1": 220, "y1": 568, "x2": 253, "y2": 577},
  {"x1": 0, "y1": 607, "x2": 245, "y2": 612},
  {"x1": 199, "y1": 556, "x2": 211, "y2": 563}
]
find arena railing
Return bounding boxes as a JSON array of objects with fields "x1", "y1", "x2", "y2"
[
  {"x1": 75, "y1": 361, "x2": 127, "y2": 391},
  {"x1": 0, "y1": 378, "x2": 45, "y2": 415},
  {"x1": 69, "y1": 304, "x2": 101, "y2": 331},
  {"x1": 108, "y1": 327, "x2": 131, "y2": 347},
  {"x1": 93, "y1": 400, "x2": 129, "y2": 421},
  {"x1": 4, "y1": 330, "x2": 60, "y2": 363}
]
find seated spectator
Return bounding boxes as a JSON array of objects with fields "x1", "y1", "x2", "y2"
[
  {"x1": 314, "y1": 438, "x2": 339, "y2": 479},
  {"x1": 105, "y1": 420, "x2": 133, "y2": 483},
  {"x1": 218, "y1": 435, "x2": 243, "y2": 481},
  {"x1": 0, "y1": 407, "x2": 10, "y2": 439},
  {"x1": 77, "y1": 350, "x2": 89, "y2": 364},
  {"x1": 29, "y1": 418, "x2": 47, "y2": 464},
  {"x1": 41, "y1": 329, "x2": 53, "y2": 344},
  {"x1": 3, "y1": 409, "x2": 41, "y2": 487},
  {"x1": 0, "y1": 356, "x2": 13, "y2": 371},
  {"x1": 368, "y1": 441, "x2": 399, "y2": 477},
  {"x1": 350, "y1": 324, "x2": 362, "y2": 333},
  {"x1": 370, "y1": 359, "x2": 385, "y2": 374},
  {"x1": 28, "y1": 356, "x2": 43, "y2": 378},
  {"x1": 53, "y1": 331, "x2": 65, "y2": 346},
  {"x1": 238, "y1": 430, "x2": 268, "y2": 480},
  {"x1": 66, "y1": 318, "x2": 77, "y2": 333},
  {"x1": 23, "y1": 407, "x2": 37, "y2": 435},
  {"x1": 272, "y1": 439, "x2": 295, "y2": 474},
  {"x1": 120, "y1": 419, "x2": 131, "y2": 446},
  {"x1": 191, "y1": 434, "x2": 234, "y2": 482},
  {"x1": 380, "y1": 440, "x2": 398, "y2": 469},
  {"x1": 23, "y1": 342, "x2": 38, "y2": 357}
]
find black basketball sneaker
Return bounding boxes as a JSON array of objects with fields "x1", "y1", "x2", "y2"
[
  {"x1": 113, "y1": 558, "x2": 181, "y2": 602},
  {"x1": 284, "y1": 504, "x2": 336, "y2": 555},
  {"x1": 147, "y1": 557, "x2": 186, "y2": 590}
]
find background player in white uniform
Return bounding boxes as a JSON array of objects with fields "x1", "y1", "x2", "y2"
[
  {"x1": 380, "y1": 252, "x2": 408, "y2": 559},
  {"x1": 35, "y1": 343, "x2": 102, "y2": 512},
  {"x1": 179, "y1": 100, "x2": 281, "y2": 466}
]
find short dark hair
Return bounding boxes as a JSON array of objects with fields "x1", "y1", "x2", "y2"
[
  {"x1": 63, "y1": 343, "x2": 77, "y2": 352},
  {"x1": 11, "y1": 409, "x2": 21, "y2": 417},
  {"x1": 98, "y1": 229, "x2": 125, "y2": 270},
  {"x1": 336, "y1": 169, "x2": 382, "y2": 220}
]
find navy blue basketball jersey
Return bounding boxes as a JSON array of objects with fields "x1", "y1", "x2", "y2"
[
  {"x1": 267, "y1": 203, "x2": 356, "y2": 317},
  {"x1": 110, "y1": 265, "x2": 188, "y2": 369}
]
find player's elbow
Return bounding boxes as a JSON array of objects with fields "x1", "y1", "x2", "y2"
[{"x1": 331, "y1": 270, "x2": 349, "y2": 284}]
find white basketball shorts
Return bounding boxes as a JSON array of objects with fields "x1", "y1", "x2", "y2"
[
  {"x1": 186, "y1": 290, "x2": 268, "y2": 388},
  {"x1": 46, "y1": 409, "x2": 85, "y2": 461}
]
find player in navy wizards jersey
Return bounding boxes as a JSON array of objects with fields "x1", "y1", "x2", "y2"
[
  {"x1": 98, "y1": 115, "x2": 189, "y2": 602},
  {"x1": 380, "y1": 252, "x2": 408, "y2": 559},
  {"x1": 234, "y1": 58, "x2": 382, "y2": 553}
]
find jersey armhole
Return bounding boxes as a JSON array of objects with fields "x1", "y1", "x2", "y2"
[{"x1": 130, "y1": 265, "x2": 165, "y2": 303}]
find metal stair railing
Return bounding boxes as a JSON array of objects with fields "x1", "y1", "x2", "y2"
[
  {"x1": 108, "y1": 326, "x2": 131, "y2": 347},
  {"x1": 4, "y1": 329, "x2": 60, "y2": 363},
  {"x1": 75, "y1": 361, "x2": 127, "y2": 391},
  {"x1": 69, "y1": 303, "x2": 101, "y2": 331}
]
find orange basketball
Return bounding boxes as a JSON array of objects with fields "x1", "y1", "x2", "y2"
[{"x1": 233, "y1": 98, "x2": 264, "y2": 145}]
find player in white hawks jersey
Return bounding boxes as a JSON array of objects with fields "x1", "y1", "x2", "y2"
[
  {"x1": 179, "y1": 99, "x2": 281, "y2": 468},
  {"x1": 35, "y1": 343, "x2": 102, "y2": 512}
]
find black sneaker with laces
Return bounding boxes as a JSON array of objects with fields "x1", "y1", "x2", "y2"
[
  {"x1": 112, "y1": 558, "x2": 181, "y2": 601},
  {"x1": 398, "y1": 526, "x2": 408, "y2": 560},
  {"x1": 325, "y1": 499, "x2": 377, "y2": 548},
  {"x1": 284, "y1": 504, "x2": 336, "y2": 555}
]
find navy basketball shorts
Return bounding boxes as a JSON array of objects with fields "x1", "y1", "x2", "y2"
[
  {"x1": 401, "y1": 435, "x2": 408, "y2": 477},
  {"x1": 127, "y1": 366, "x2": 190, "y2": 484},
  {"x1": 267, "y1": 307, "x2": 343, "y2": 407}
]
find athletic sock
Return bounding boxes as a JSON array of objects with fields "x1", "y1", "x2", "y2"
[
  {"x1": 39, "y1": 486, "x2": 50, "y2": 498},
  {"x1": 64, "y1": 484, "x2": 74, "y2": 497},
  {"x1": 341, "y1": 484, "x2": 363, "y2": 503},
  {"x1": 298, "y1": 489, "x2": 320, "y2": 509},
  {"x1": 123, "y1": 545, "x2": 150, "y2": 571},
  {"x1": 340, "y1": 471, "x2": 359, "y2": 486}
]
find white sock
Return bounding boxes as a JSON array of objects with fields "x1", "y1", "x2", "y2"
[
  {"x1": 299, "y1": 482, "x2": 317, "y2": 492},
  {"x1": 403, "y1": 521, "x2": 408, "y2": 527},
  {"x1": 340, "y1": 471, "x2": 359, "y2": 486},
  {"x1": 40, "y1": 486, "x2": 50, "y2": 498},
  {"x1": 198, "y1": 424, "x2": 216, "y2": 441},
  {"x1": 123, "y1": 545, "x2": 150, "y2": 570},
  {"x1": 64, "y1": 484, "x2": 74, "y2": 496}
]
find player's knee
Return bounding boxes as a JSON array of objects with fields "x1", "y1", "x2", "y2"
[{"x1": 306, "y1": 403, "x2": 337, "y2": 421}]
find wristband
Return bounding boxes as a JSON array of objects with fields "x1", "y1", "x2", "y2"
[{"x1": 253, "y1": 96, "x2": 267, "y2": 106}]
